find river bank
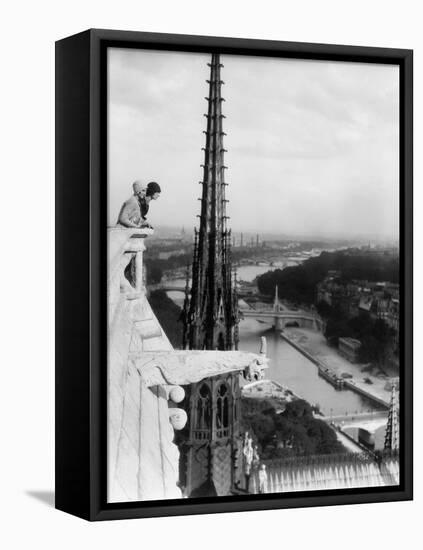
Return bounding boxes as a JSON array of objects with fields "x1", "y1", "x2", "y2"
[
  {"x1": 281, "y1": 328, "x2": 392, "y2": 407},
  {"x1": 162, "y1": 264, "x2": 387, "y2": 416},
  {"x1": 238, "y1": 318, "x2": 378, "y2": 416}
]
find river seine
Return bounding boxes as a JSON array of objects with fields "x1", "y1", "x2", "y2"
[{"x1": 166, "y1": 264, "x2": 379, "y2": 416}]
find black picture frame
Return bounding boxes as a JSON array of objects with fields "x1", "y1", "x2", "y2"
[{"x1": 55, "y1": 28, "x2": 413, "y2": 521}]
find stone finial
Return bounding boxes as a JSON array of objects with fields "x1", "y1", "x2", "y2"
[
  {"x1": 169, "y1": 408, "x2": 188, "y2": 430},
  {"x1": 164, "y1": 385, "x2": 185, "y2": 404}
]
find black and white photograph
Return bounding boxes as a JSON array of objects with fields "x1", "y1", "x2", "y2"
[
  {"x1": 2, "y1": 0, "x2": 420, "y2": 541},
  {"x1": 107, "y1": 47, "x2": 401, "y2": 503}
]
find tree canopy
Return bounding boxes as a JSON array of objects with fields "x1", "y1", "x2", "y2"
[
  {"x1": 241, "y1": 398, "x2": 345, "y2": 459},
  {"x1": 257, "y1": 250, "x2": 399, "y2": 305}
]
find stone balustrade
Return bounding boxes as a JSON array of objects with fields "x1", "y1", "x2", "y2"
[{"x1": 108, "y1": 226, "x2": 153, "y2": 326}]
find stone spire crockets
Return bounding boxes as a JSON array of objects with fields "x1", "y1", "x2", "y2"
[
  {"x1": 384, "y1": 383, "x2": 399, "y2": 451},
  {"x1": 179, "y1": 54, "x2": 244, "y2": 498},
  {"x1": 182, "y1": 53, "x2": 238, "y2": 352}
]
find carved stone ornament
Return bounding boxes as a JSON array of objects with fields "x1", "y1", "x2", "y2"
[{"x1": 130, "y1": 349, "x2": 269, "y2": 387}]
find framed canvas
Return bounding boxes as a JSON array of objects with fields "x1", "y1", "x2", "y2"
[{"x1": 55, "y1": 29, "x2": 413, "y2": 521}]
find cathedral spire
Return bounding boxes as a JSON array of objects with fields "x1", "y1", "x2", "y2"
[
  {"x1": 180, "y1": 53, "x2": 244, "y2": 498},
  {"x1": 384, "y1": 383, "x2": 399, "y2": 451},
  {"x1": 183, "y1": 53, "x2": 238, "y2": 351}
]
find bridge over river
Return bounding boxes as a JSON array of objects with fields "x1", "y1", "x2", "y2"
[
  {"x1": 240, "y1": 285, "x2": 325, "y2": 331},
  {"x1": 240, "y1": 308, "x2": 324, "y2": 331},
  {"x1": 152, "y1": 282, "x2": 325, "y2": 332},
  {"x1": 320, "y1": 409, "x2": 388, "y2": 428},
  {"x1": 319, "y1": 410, "x2": 390, "y2": 451}
]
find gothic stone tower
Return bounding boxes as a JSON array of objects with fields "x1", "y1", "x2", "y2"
[{"x1": 181, "y1": 54, "x2": 242, "y2": 497}]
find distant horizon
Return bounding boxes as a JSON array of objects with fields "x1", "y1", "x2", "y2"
[
  {"x1": 108, "y1": 49, "x2": 399, "y2": 241},
  {"x1": 146, "y1": 224, "x2": 399, "y2": 246}
]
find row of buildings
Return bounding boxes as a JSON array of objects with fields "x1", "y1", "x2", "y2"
[
  {"x1": 317, "y1": 271, "x2": 399, "y2": 331},
  {"x1": 316, "y1": 270, "x2": 399, "y2": 365}
]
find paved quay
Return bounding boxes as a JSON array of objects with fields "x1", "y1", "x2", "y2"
[{"x1": 282, "y1": 328, "x2": 393, "y2": 407}]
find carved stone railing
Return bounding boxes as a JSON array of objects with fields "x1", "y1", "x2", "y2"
[
  {"x1": 250, "y1": 449, "x2": 400, "y2": 494},
  {"x1": 108, "y1": 226, "x2": 154, "y2": 325}
]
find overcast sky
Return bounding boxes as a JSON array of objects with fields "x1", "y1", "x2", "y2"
[{"x1": 108, "y1": 48, "x2": 399, "y2": 241}]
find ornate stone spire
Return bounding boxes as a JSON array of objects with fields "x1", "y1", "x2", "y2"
[
  {"x1": 182, "y1": 53, "x2": 238, "y2": 351},
  {"x1": 178, "y1": 53, "x2": 246, "y2": 498},
  {"x1": 384, "y1": 383, "x2": 399, "y2": 451}
]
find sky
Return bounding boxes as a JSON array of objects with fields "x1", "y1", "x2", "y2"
[{"x1": 108, "y1": 48, "x2": 399, "y2": 241}]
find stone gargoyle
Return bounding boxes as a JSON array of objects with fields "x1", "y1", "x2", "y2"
[{"x1": 131, "y1": 337, "x2": 269, "y2": 387}]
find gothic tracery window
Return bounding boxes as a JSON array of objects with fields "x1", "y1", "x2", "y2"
[
  {"x1": 216, "y1": 383, "x2": 229, "y2": 437},
  {"x1": 194, "y1": 383, "x2": 211, "y2": 439}
]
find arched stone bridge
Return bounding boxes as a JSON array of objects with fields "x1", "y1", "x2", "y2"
[
  {"x1": 320, "y1": 410, "x2": 389, "y2": 426},
  {"x1": 320, "y1": 410, "x2": 389, "y2": 451},
  {"x1": 152, "y1": 284, "x2": 324, "y2": 332},
  {"x1": 240, "y1": 308, "x2": 324, "y2": 331},
  {"x1": 154, "y1": 284, "x2": 259, "y2": 300}
]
